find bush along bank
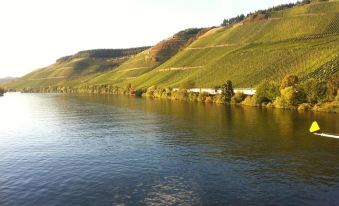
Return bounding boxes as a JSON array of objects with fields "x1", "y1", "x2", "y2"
[
  {"x1": 18, "y1": 74, "x2": 338, "y2": 113},
  {"x1": 241, "y1": 74, "x2": 339, "y2": 113},
  {"x1": 140, "y1": 75, "x2": 338, "y2": 113}
]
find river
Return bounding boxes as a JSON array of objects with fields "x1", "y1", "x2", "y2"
[{"x1": 0, "y1": 93, "x2": 338, "y2": 206}]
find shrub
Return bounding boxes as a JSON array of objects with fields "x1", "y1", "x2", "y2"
[
  {"x1": 188, "y1": 92, "x2": 198, "y2": 102},
  {"x1": 231, "y1": 92, "x2": 247, "y2": 104},
  {"x1": 153, "y1": 88, "x2": 165, "y2": 98},
  {"x1": 171, "y1": 89, "x2": 188, "y2": 101},
  {"x1": 298, "y1": 103, "x2": 312, "y2": 112},
  {"x1": 300, "y1": 78, "x2": 327, "y2": 103},
  {"x1": 274, "y1": 86, "x2": 306, "y2": 108},
  {"x1": 135, "y1": 89, "x2": 145, "y2": 97},
  {"x1": 312, "y1": 101, "x2": 339, "y2": 113},
  {"x1": 255, "y1": 80, "x2": 280, "y2": 104},
  {"x1": 197, "y1": 92, "x2": 208, "y2": 102},
  {"x1": 145, "y1": 85, "x2": 157, "y2": 97},
  {"x1": 214, "y1": 95, "x2": 225, "y2": 104},
  {"x1": 280, "y1": 75, "x2": 299, "y2": 89},
  {"x1": 205, "y1": 96, "x2": 214, "y2": 103},
  {"x1": 242, "y1": 96, "x2": 257, "y2": 106},
  {"x1": 0, "y1": 87, "x2": 5, "y2": 95},
  {"x1": 327, "y1": 73, "x2": 339, "y2": 100},
  {"x1": 161, "y1": 88, "x2": 172, "y2": 98},
  {"x1": 274, "y1": 87, "x2": 294, "y2": 108}
]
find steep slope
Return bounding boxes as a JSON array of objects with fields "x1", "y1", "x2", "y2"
[
  {"x1": 128, "y1": 0, "x2": 339, "y2": 88},
  {"x1": 4, "y1": 48, "x2": 149, "y2": 89},
  {"x1": 4, "y1": 0, "x2": 339, "y2": 90},
  {"x1": 86, "y1": 28, "x2": 208, "y2": 86}
]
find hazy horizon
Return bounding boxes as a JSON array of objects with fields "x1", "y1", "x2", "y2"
[{"x1": 0, "y1": 0, "x2": 297, "y2": 78}]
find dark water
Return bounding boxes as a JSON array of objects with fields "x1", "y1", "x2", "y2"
[{"x1": 0, "y1": 93, "x2": 338, "y2": 206}]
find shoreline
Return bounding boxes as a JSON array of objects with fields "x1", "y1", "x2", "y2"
[{"x1": 12, "y1": 88, "x2": 339, "y2": 114}]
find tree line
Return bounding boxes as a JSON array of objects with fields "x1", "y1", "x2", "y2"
[
  {"x1": 221, "y1": 0, "x2": 319, "y2": 27},
  {"x1": 56, "y1": 47, "x2": 151, "y2": 63},
  {"x1": 18, "y1": 73, "x2": 338, "y2": 113}
]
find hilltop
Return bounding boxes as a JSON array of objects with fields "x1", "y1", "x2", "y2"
[
  {"x1": 3, "y1": 0, "x2": 339, "y2": 90},
  {"x1": 0, "y1": 77, "x2": 16, "y2": 84}
]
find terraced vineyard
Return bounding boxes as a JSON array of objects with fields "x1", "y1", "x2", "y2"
[{"x1": 3, "y1": 0, "x2": 339, "y2": 90}]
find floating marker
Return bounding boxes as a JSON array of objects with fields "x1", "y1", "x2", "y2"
[
  {"x1": 309, "y1": 121, "x2": 320, "y2": 133},
  {"x1": 309, "y1": 121, "x2": 339, "y2": 139}
]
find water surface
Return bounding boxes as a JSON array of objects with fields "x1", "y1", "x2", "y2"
[{"x1": 0, "y1": 93, "x2": 338, "y2": 206}]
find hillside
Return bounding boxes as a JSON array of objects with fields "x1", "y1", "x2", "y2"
[
  {"x1": 3, "y1": 47, "x2": 149, "y2": 89},
  {"x1": 0, "y1": 77, "x2": 16, "y2": 84},
  {"x1": 86, "y1": 28, "x2": 208, "y2": 86},
  {"x1": 4, "y1": 0, "x2": 339, "y2": 90},
  {"x1": 128, "y1": 0, "x2": 339, "y2": 88}
]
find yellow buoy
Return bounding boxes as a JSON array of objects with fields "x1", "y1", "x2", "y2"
[{"x1": 309, "y1": 121, "x2": 320, "y2": 133}]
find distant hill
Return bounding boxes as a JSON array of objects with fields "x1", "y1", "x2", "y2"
[
  {"x1": 0, "y1": 77, "x2": 16, "y2": 84},
  {"x1": 4, "y1": 0, "x2": 339, "y2": 90},
  {"x1": 4, "y1": 47, "x2": 149, "y2": 89}
]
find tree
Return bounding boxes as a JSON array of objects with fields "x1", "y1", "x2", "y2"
[
  {"x1": 274, "y1": 75, "x2": 307, "y2": 108},
  {"x1": 0, "y1": 87, "x2": 5, "y2": 96},
  {"x1": 280, "y1": 75, "x2": 299, "y2": 89},
  {"x1": 301, "y1": 78, "x2": 327, "y2": 103},
  {"x1": 221, "y1": 14, "x2": 245, "y2": 27},
  {"x1": 221, "y1": 80, "x2": 234, "y2": 103},
  {"x1": 327, "y1": 73, "x2": 339, "y2": 100},
  {"x1": 255, "y1": 80, "x2": 280, "y2": 104},
  {"x1": 274, "y1": 86, "x2": 306, "y2": 108}
]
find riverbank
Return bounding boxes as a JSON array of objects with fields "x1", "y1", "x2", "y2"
[{"x1": 15, "y1": 84, "x2": 338, "y2": 113}]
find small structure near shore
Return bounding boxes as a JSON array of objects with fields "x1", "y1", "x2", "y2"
[{"x1": 172, "y1": 88, "x2": 256, "y2": 96}]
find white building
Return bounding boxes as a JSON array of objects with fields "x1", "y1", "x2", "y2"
[{"x1": 172, "y1": 88, "x2": 256, "y2": 95}]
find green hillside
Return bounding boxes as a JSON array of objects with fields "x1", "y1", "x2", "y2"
[
  {"x1": 4, "y1": 0, "x2": 339, "y2": 90},
  {"x1": 3, "y1": 47, "x2": 149, "y2": 89},
  {"x1": 129, "y1": 0, "x2": 339, "y2": 88},
  {"x1": 86, "y1": 28, "x2": 207, "y2": 86}
]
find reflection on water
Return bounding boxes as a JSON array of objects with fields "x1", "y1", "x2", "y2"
[{"x1": 0, "y1": 93, "x2": 338, "y2": 206}]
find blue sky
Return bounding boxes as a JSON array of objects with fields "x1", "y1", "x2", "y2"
[{"x1": 0, "y1": 0, "x2": 297, "y2": 77}]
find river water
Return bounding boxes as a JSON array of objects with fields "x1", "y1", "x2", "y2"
[{"x1": 0, "y1": 93, "x2": 338, "y2": 206}]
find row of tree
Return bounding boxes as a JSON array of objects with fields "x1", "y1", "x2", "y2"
[
  {"x1": 241, "y1": 74, "x2": 338, "y2": 112},
  {"x1": 221, "y1": 0, "x2": 316, "y2": 27},
  {"x1": 18, "y1": 73, "x2": 338, "y2": 112},
  {"x1": 56, "y1": 47, "x2": 151, "y2": 63}
]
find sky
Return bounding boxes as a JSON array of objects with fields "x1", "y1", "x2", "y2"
[{"x1": 0, "y1": 0, "x2": 298, "y2": 78}]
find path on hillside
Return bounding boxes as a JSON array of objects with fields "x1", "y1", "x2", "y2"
[
  {"x1": 118, "y1": 67, "x2": 151, "y2": 72},
  {"x1": 158, "y1": 66, "x2": 203, "y2": 72}
]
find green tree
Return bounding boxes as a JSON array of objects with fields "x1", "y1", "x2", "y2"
[
  {"x1": 327, "y1": 73, "x2": 339, "y2": 100},
  {"x1": 221, "y1": 80, "x2": 234, "y2": 103},
  {"x1": 255, "y1": 80, "x2": 280, "y2": 104},
  {"x1": 280, "y1": 75, "x2": 299, "y2": 89},
  {"x1": 0, "y1": 87, "x2": 4, "y2": 95},
  {"x1": 301, "y1": 78, "x2": 327, "y2": 103}
]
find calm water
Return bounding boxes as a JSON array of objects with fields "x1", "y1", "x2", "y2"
[{"x1": 0, "y1": 93, "x2": 338, "y2": 206}]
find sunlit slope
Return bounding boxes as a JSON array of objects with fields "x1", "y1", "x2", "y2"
[
  {"x1": 87, "y1": 28, "x2": 207, "y2": 86},
  {"x1": 4, "y1": 48, "x2": 149, "y2": 89},
  {"x1": 129, "y1": 0, "x2": 339, "y2": 88},
  {"x1": 4, "y1": 0, "x2": 339, "y2": 90}
]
